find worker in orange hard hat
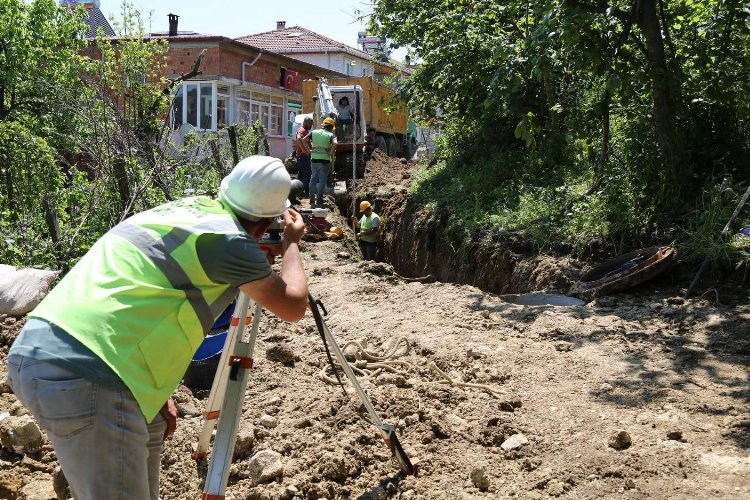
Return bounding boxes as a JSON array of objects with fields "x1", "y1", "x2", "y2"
[{"x1": 351, "y1": 200, "x2": 379, "y2": 261}]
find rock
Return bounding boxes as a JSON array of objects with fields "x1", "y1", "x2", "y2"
[
  {"x1": 470, "y1": 465, "x2": 490, "y2": 491},
  {"x1": 285, "y1": 485, "x2": 299, "y2": 497},
  {"x1": 259, "y1": 415, "x2": 278, "y2": 429},
  {"x1": 599, "y1": 382, "x2": 614, "y2": 393},
  {"x1": 467, "y1": 346, "x2": 493, "y2": 359},
  {"x1": 266, "y1": 344, "x2": 296, "y2": 365},
  {"x1": 400, "y1": 490, "x2": 416, "y2": 500},
  {"x1": 247, "y1": 449, "x2": 283, "y2": 486},
  {"x1": 318, "y1": 452, "x2": 352, "y2": 482},
  {"x1": 0, "y1": 414, "x2": 44, "y2": 454},
  {"x1": 0, "y1": 469, "x2": 22, "y2": 499},
  {"x1": 624, "y1": 478, "x2": 636, "y2": 490},
  {"x1": 608, "y1": 430, "x2": 632, "y2": 450},
  {"x1": 343, "y1": 343, "x2": 360, "y2": 361},
  {"x1": 234, "y1": 423, "x2": 256, "y2": 460},
  {"x1": 498, "y1": 398, "x2": 523, "y2": 412},
  {"x1": 501, "y1": 433, "x2": 528, "y2": 450},
  {"x1": 335, "y1": 252, "x2": 351, "y2": 259},
  {"x1": 546, "y1": 479, "x2": 565, "y2": 497},
  {"x1": 268, "y1": 396, "x2": 283, "y2": 407},
  {"x1": 554, "y1": 341, "x2": 573, "y2": 352},
  {"x1": 0, "y1": 376, "x2": 11, "y2": 395},
  {"x1": 52, "y1": 467, "x2": 71, "y2": 500},
  {"x1": 666, "y1": 429, "x2": 684, "y2": 441},
  {"x1": 445, "y1": 413, "x2": 468, "y2": 430},
  {"x1": 20, "y1": 474, "x2": 56, "y2": 500}
]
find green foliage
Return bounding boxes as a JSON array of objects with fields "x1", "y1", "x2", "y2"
[
  {"x1": 0, "y1": 1, "x2": 271, "y2": 270},
  {"x1": 678, "y1": 183, "x2": 750, "y2": 266},
  {"x1": 374, "y1": 0, "x2": 750, "y2": 264}
]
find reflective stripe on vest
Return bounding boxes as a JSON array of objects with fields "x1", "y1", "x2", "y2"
[
  {"x1": 109, "y1": 223, "x2": 236, "y2": 334},
  {"x1": 30, "y1": 197, "x2": 248, "y2": 421}
]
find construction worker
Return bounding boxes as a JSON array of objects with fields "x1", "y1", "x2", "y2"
[
  {"x1": 351, "y1": 200, "x2": 380, "y2": 261},
  {"x1": 5, "y1": 156, "x2": 308, "y2": 500},
  {"x1": 294, "y1": 116, "x2": 313, "y2": 197},
  {"x1": 307, "y1": 117, "x2": 336, "y2": 208}
]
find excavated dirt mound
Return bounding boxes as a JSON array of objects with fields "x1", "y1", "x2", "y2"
[
  {"x1": 0, "y1": 154, "x2": 748, "y2": 499},
  {"x1": 0, "y1": 257, "x2": 748, "y2": 499}
]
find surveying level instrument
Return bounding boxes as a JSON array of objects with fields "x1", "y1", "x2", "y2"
[{"x1": 193, "y1": 290, "x2": 415, "y2": 499}]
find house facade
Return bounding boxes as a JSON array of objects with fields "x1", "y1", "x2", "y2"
[{"x1": 151, "y1": 23, "x2": 345, "y2": 159}]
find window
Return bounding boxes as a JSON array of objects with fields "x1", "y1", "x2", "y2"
[
  {"x1": 172, "y1": 86, "x2": 184, "y2": 129},
  {"x1": 236, "y1": 99, "x2": 251, "y2": 124},
  {"x1": 270, "y1": 106, "x2": 282, "y2": 136},
  {"x1": 279, "y1": 67, "x2": 286, "y2": 88},
  {"x1": 177, "y1": 82, "x2": 215, "y2": 131},
  {"x1": 287, "y1": 100, "x2": 301, "y2": 137},
  {"x1": 199, "y1": 83, "x2": 212, "y2": 129},
  {"x1": 217, "y1": 85, "x2": 230, "y2": 129}
]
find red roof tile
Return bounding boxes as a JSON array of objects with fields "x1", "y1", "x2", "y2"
[{"x1": 235, "y1": 26, "x2": 373, "y2": 61}]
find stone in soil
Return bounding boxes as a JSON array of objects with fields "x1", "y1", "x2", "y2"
[{"x1": 608, "y1": 430, "x2": 632, "y2": 450}]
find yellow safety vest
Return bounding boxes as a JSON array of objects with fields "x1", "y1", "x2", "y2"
[
  {"x1": 311, "y1": 129, "x2": 334, "y2": 161},
  {"x1": 32, "y1": 197, "x2": 245, "y2": 421}
]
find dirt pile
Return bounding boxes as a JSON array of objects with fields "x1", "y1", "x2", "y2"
[
  {"x1": 0, "y1": 155, "x2": 747, "y2": 499},
  {"x1": 0, "y1": 259, "x2": 748, "y2": 499}
]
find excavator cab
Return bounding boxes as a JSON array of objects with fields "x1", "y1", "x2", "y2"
[{"x1": 312, "y1": 79, "x2": 367, "y2": 180}]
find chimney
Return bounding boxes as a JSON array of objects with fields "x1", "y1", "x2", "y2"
[
  {"x1": 276, "y1": 21, "x2": 286, "y2": 30},
  {"x1": 168, "y1": 13, "x2": 179, "y2": 37}
]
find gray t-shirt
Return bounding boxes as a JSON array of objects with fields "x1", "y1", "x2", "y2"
[{"x1": 10, "y1": 229, "x2": 271, "y2": 386}]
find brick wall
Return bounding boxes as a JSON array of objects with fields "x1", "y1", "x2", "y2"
[{"x1": 165, "y1": 44, "x2": 321, "y2": 90}]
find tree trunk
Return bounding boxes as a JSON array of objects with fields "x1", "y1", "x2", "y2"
[
  {"x1": 598, "y1": 89, "x2": 611, "y2": 178},
  {"x1": 113, "y1": 157, "x2": 131, "y2": 217},
  {"x1": 636, "y1": 0, "x2": 684, "y2": 205}
]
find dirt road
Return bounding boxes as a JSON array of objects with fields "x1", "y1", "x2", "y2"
[{"x1": 0, "y1": 153, "x2": 748, "y2": 499}]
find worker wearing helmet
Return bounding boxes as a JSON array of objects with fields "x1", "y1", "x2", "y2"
[
  {"x1": 6, "y1": 156, "x2": 308, "y2": 500},
  {"x1": 306, "y1": 117, "x2": 336, "y2": 208},
  {"x1": 351, "y1": 200, "x2": 380, "y2": 261}
]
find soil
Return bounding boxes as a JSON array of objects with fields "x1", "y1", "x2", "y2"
[{"x1": 0, "y1": 152, "x2": 748, "y2": 499}]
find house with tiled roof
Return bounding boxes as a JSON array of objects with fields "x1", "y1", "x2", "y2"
[
  {"x1": 236, "y1": 22, "x2": 376, "y2": 79},
  {"x1": 73, "y1": 3, "x2": 347, "y2": 159}
]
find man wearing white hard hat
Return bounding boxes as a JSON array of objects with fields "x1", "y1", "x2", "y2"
[{"x1": 6, "y1": 156, "x2": 308, "y2": 500}]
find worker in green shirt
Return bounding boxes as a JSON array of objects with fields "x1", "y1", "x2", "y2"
[{"x1": 351, "y1": 200, "x2": 380, "y2": 261}]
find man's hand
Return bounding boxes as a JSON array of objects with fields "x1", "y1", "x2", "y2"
[
  {"x1": 282, "y1": 209, "x2": 305, "y2": 249},
  {"x1": 160, "y1": 399, "x2": 178, "y2": 440}
]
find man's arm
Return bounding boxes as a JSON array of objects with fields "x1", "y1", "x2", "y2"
[
  {"x1": 239, "y1": 210, "x2": 308, "y2": 321},
  {"x1": 296, "y1": 130, "x2": 311, "y2": 155}
]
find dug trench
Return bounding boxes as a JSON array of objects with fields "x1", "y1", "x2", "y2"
[{"x1": 0, "y1": 152, "x2": 747, "y2": 499}]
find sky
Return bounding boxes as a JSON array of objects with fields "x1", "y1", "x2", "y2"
[{"x1": 98, "y1": 0, "x2": 403, "y2": 60}]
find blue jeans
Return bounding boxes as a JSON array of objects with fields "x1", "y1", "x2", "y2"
[
  {"x1": 297, "y1": 155, "x2": 311, "y2": 196},
  {"x1": 6, "y1": 354, "x2": 166, "y2": 500},
  {"x1": 310, "y1": 160, "x2": 329, "y2": 206},
  {"x1": 359, "y1": 240, "x2": 377, "y2": 261}
]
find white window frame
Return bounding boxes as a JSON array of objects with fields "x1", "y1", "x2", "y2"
[
  {"x1": 174, "y1": 81, "x2": 217, "y2": 132},
  {"x1": 173, "y1": 83, "x2": 290, "y2": 135}
]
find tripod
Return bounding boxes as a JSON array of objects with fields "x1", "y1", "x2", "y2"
[{"x1": 192, "y1": 290, "x2": 415, "y2": 499}]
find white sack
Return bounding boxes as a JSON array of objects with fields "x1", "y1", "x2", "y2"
[{"x1": 0, "y1": 265, "x2": 60, "y2": 316}]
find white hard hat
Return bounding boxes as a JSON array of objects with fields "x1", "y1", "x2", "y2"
[{"x1": 219, "y1": 156, "x2": 291, "y2": 219}]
